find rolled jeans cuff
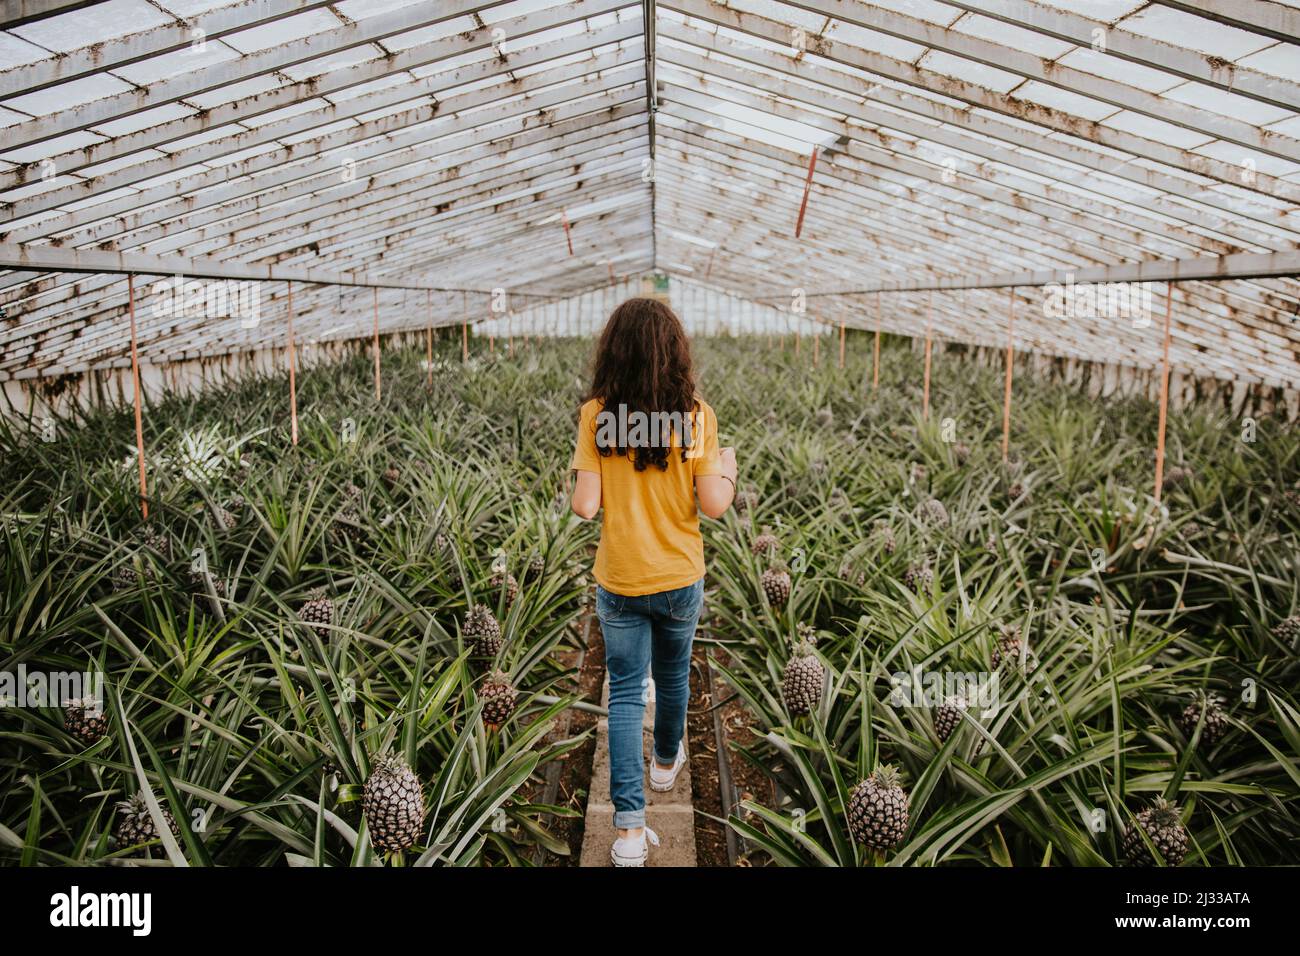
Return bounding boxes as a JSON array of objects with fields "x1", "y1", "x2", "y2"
[{"x1": 613, "y1": 807, "x2": 646, "y2": 830}]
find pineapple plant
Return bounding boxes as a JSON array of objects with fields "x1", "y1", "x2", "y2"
[
  {"x1": 991, "y1": 624, "x2": 1036, "y2": 672},
  {"x1": 480, "y1": 670, "x2": 518, "y2": 729},
  {"x1": 915, "y1": 497, "x2": 950, "y2": 528},
  {"x1": 63, "y1": 697, "x2": 108, "y2": 746},
  {"x1": 464, "y1": 603, "x2": 503, "y2": 660},
  {"x1": 114, "y1": 793, "x2": 181, "y2": 851},
  {"x1": 298, "y1": 587, "x2": 334, "y2": 639},
  {"x1": 847, "y1": 764, "x2": 910, "y2": 850},
  {"x1": 761, "y1": 564, "x2": 792, "y2": 609},
  {"x1": 489, "y1": 569, "x2": 519, "y2": 608},
  {"x1": 781, "y1": 626, "x2": 824, "y2": 717},
  {"x1": 1177, "y1": 693, "x2": 1227, "y2": 747},
  {"x1": 933, "y1": 696, "x2": 967, "y2": 743},
  {"x1": 751, "y1": 526, "x2": 779, "y2": 557},
  {"x1": 1122, "y1": 798, "x2": 1188, "y2": 867},
  {"x1": 362, "y1": 754, "x2": 425, "y2": 854}
]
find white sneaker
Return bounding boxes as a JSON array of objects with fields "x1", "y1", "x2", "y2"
[
  {"x1": 610, "y1": 826, "x2": 659, "y2": 867},
  {"x1": 648, "y1": 742, "x2": 687, "y2": 792}
]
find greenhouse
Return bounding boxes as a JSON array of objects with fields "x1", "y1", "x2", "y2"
[{"x1": 1, "y1": 0, "x2": 1298, "y2": 891}]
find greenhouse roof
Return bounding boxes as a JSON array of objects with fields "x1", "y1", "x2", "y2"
[{"x1": 1, "y1": 0, "x2": 1298, "y2": 385}]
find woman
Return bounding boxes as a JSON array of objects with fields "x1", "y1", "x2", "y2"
[{"x1": 570, "y1": 297, "x2": 738, "y2": 866}]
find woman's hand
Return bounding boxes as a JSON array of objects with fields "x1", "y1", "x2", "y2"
[{"x1": 719, "y1": 446, "x2": 737, "y2": 482}]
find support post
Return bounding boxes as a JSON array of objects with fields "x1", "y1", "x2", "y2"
[
  {"x1": 127, "y1": 275, "x2": 148, "y2": 520},
  {"x1": 1154, "y1": 284, "x2": 1175, "y2": 504},
  {"x1": 922, "y1": 292, "x2": 933, "y2": 420},
  {"x1": 288, "y1": 281, "x2": 298, "y2": 446},
  {"x1": 426, "y1": 290, "x2": 433, "y2": 389},
  {"x1": 839, "y1": 319, "x2": 845, "y2": 369},
  {"x1": 794, "y1": 149, "x2": 818, "y2": 239},
  {"x1": 372, "y1": 287, "x2": 381, "y2": 401},
  {"x1": 1002, "y1": 287, "x2": 1015, "y2": 463},
  {"x1": 873, "y1": 290, "x2": 881, "y2": 392},
  {"x1": 462, "y1": 321, "x2": 468, "y2": 362}
]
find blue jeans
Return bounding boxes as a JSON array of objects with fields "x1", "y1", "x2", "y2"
[{"x1": 596, "y1": 578, "x2": 704, "y2": 830}]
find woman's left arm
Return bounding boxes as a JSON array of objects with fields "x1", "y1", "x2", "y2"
[{"x1": 571, "y1": 470, "x2": 602, "y2": 520}]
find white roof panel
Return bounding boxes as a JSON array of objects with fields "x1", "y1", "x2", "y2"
[{"x1": 0, "y1": 0, "x2": 1295, "y2": 388}]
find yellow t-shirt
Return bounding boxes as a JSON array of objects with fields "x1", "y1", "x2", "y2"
[{"x1": 570, "y1": 398, "x2": 723, "y2": 596}]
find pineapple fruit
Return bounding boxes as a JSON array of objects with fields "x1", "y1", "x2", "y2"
[
  {"x1": 524, "y1": 552, "x2": 545, "y2": 583},
  {"x1": 1162, "y1": 465, "x2": 1194, "y2": 492},
  {"x1": 902, "y1": 561, "x2": 933, "y2": 594},
  {"x1": 480, "y1": 670, "x2": 518, "y2": 728},
  {"x1": 211, "y1": 504, "x2": 239, "y2": 531},
  {"x1": 751, "y1": 526, "x2": 779, "y2": 557},
  {"x1": 847, "y1": 764, "x2": 909, "y2": 850},
  {"x1": 872, "y1": 519, "x2": 896, "y2": 555},
  {"x1": 915, "y1": 497, "x2": 950, "y2": 528},
  {"x1": 114, "y1": 793, "x2": 181, "y2": 851},
  {"x1": 464, "y1": 604, "x2": 503, "y2": 660},
  {"x1": 735, "y1": 489, "x2": 759, "y2": 514},
  {"x1": 991, "y1": 624, "x2": 1035, "y2": 672},
  {"x1": 933, "y1": 696, "x2": 967, "y2": 743},
  {"x1": 761, "y1": 565, "x2": 792, "y2": 609},
  {"x1": 781, "y1": 627, "x2": 824, "y2": 717},
  {"x1": 332, "y1": 506, "x2": 368, "y2": 548},
  {"x1": 951, "y1": 441, "x2": 970, "y2": 465},
  {"x1": 489, "y1": 570, "x2": 519, "y2": 608},
  {"x1": 1271, "y1": 616, "x2": 1299, "y2": 646},
  {"x1": 362, "y1": 754, "x2": 425, "y2": 854},
  {"x1": 298, "y1": 587, "x2": 334, "y2": 639},
  {"x1": 1122, "y1": 798, "x2": 1188, "y2": 867},
  {"x1": 1177, "y1": 694, "x2": 1227, "y2": 747},
  {"x1": 64, "y1": 697, "x2": 108, "y2": 746}
]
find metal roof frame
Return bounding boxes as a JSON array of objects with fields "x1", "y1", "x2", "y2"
[{"x1": 0, "y1": 0, "x2": 1296, "y2": 387}]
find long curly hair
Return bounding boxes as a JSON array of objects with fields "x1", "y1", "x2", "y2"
[{"x1": 585, "y1": 297, "x2": 698, "y2": 471}]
